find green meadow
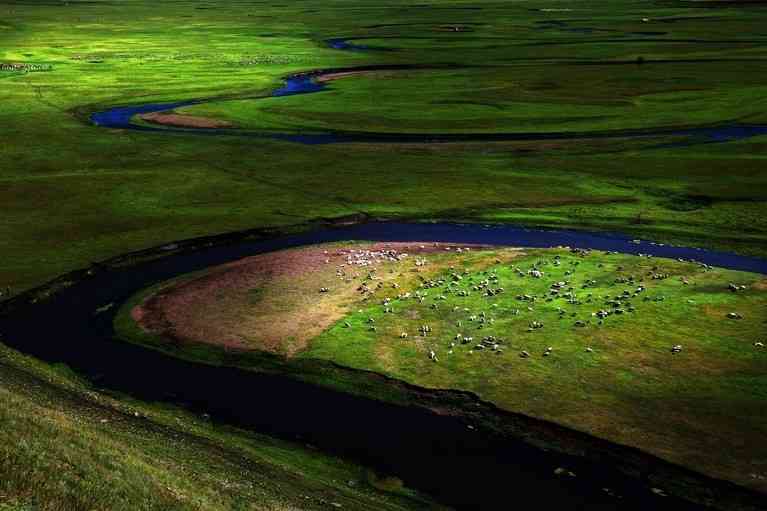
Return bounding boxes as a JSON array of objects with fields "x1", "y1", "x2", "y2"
[
  {"x1": 305, "y1": 247, "x2": 767, "y2": 490},
  {"x1": 180, "y1": 63, "x2": 767, "y2": 134},
  {"x1": 2, "y1": 0, "x2": 767, "y2": 508},
  {"x1": 0, "y1": 343, "x2": 440, "y2": 510},
  {"x1": 118, "y1": 242, "x2": 767, "y2": 493},
  {"x1": 2, "y1": 0, "x2": 767, "y2": 294}
]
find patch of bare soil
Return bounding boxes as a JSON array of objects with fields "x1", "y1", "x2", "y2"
[
  {"x1": 315, "y1": 70, "x2": 373, "y2": 83},
  {"x1": 138, "y1": 111, "x2": 234, "y2": 129},
  {"x1": 315, "y1": 69, "x2": 405, "y2": 83},
  {"x1": 133, "y1": 242, "x2": 506, "y2": 356}
]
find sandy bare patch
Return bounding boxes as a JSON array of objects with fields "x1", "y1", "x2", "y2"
[
  {"x1": 133, "y1": 241, "x2": 511, "y2": 356},
  {"x1": 315, "y1": 70, "x2": 372, "y2": 83},
  {"x1": 138, "y1": 111, "x2": 234, "y2": 129},
  {"x1": 314, "y1": 69, "x2": 405, "y2": 83}
]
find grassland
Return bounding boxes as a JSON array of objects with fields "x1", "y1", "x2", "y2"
[
  {"x1": 178, "y1": 63, "x2": 767, "y2": 134},
  {"x1": 2, "y1": 0, "x2": 767, "y2": 297},
  {"x1": 123, "y1": 242, "x2": 767, "y2": 493},
  {"x1": 0, "y1": 342, "x2": 441, "y2": 511},
  {"x1": 2, "y1": 0, "x2": 767, "y2": 508}
]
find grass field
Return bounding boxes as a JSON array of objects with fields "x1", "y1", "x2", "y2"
[
  {"x1": 0, "y1": 342, "x2": 440, "y2": 510},
  {"x1": 178, "y1": 63, "x2": 767, "y2": 134},
  {"x1": 2, "y1": 0, "x2": 767, "y2": 296},
  {"x1": 123, "y1": 242, "x2": 767, "y2": 493},
  {"x1": 2, "y1": 0, "x2": 767, "y2": 508}
]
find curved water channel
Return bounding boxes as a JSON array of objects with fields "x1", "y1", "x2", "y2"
[
  {"x1": 89, "y1": 38, "x2": 767, "y2": 146},
  {"x1": 32, "y1": 35, "x2": 767, "y2": 509},
  {"x1": 1, "y1": 221, "x2": 765, "y2": 510}
]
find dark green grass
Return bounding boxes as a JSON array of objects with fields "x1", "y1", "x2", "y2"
[
  {"x1": 0, "y1": 343, "x2": 441, "y2": 511},
  {"x1": 2, "y1": 0, "x2": 767, "y2": 295}
]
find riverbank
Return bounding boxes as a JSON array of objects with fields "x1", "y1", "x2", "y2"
[
  {"x1": 3, "y1": 2, "x2": 767, "y2": 508},
  {"x1": 2, "y1": 217, "x2": 765, "y2": 510},
  {"x1": 122, "y1": 237, "x2": 767, "y2": 497},
  {"x1": 0, "y1": 343, "x2": 440, "y2": 511},
  {"x1": 92, "y1": 63, "x2": 767, "y2": 144}
]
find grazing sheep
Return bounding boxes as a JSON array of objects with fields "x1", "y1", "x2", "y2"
[
  {"x1": 671, "y1": 344, "x2": 682, "y2": 354},
  {"x1": 554, "y1": 467, "x2": 577, "y2": 478}
]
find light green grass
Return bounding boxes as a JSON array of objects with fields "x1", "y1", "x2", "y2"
[
  {"x1": 302, "y1": 247, "x2": 767, "y2": 488},
  {"x1": 119, "y1": 244, "x2": 767, "y2": 492},
  {"x1": 2, "y1": 0, "x2": 767, "y2": 295},
  {"x1": 179, "y1": 65, "x2": 767, "y2": 134},
  {"x1": 2, "y1": 0, "x2": 767, "y2": 506}
]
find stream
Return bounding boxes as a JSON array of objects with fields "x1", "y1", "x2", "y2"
[
  {"x1": 35, "y1": 32, "x2": 767, "y2": 509},
  {"x1": 1, "y1": 221, "x2": 765, "y2": 510},
  {"x1": 89, "y1": 38, "x2": 767, "y2": 146}
]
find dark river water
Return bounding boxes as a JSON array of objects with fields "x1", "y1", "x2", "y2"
[
  {"x1": 2, "y1": 221, "x2": 764, "y2": 510},
  {"x1": 51, "y1": 33, "x2": 767, "y2": 510}
]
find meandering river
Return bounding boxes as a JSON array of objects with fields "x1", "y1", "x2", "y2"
[
  {"x1": 89, "y1": 38, "x2": 767, "y2": 146},
  {"x1": 2, "y1": 220, "x2": 765, "y2": 510},
  {"x1": 27, "y1": 34, "x2": 767, "y2": 509}
]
